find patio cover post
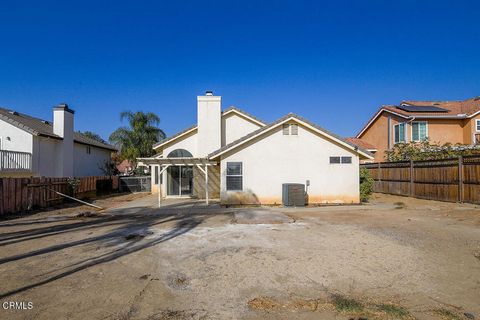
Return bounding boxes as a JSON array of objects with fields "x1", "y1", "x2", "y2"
[
  {"x1": 195, "y1": 164, "x2": 209, "y2": 205},
  {"x1": 157, "y1": 164, "x2": 171, "y2": 208},
  {"x1": 205, "y1": 164, "x2": 209, "y2": 205}
]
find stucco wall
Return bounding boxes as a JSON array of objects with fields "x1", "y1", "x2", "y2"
[
  {"x1": 463, "y1": 115, "x2": 480, "y2": 144},
  {"x1": 0, "y1": 120, "x2": 33, "y2": 153},
  {"x1": 219, "y1": 122, "x2": 360, "y2": 205},
  {"x1": 33, "y1": 136, "x2": 58, "y2": 177},
  {"x1": 359, "y1": 111, "x2": 406, "y2": 162},
  {"x1": 193, "y1": 165, "x2": 220, "y2": 199},
  {"x1": 425, "y1": 119, "x2": 464, "y2": 145},
  {"x1": 221, "y1": 113, "x2": 262, "y2": 146},
  {"x1": 73, "y1": 143, "x2": 112, "y2": 177},
  {"x1": 162, "y1": 130, "x2": 198, "y2": 158}
]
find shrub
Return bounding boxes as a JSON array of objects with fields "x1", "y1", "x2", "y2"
[
  {"x1": 359, "y1": 167, "x2": 374, "y2": 202},
  {"x1": 385, "y1": 139, "x2": 480, "y2": 162}
]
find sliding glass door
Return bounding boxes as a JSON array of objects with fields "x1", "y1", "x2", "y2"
[{"x1": 167, "y1": 166, "x2": 193, "y2": 196}]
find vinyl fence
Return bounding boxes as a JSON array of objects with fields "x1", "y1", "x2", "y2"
[
  {"x1": 0, "y1": 176, "x2": 120, "y2": 215},
  {"x1": 361, "y1": 155, "x2": 480, "y2": 204}
]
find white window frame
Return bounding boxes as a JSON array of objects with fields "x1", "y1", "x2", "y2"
[
  {"x1": 476, "y1": 119, "x2": 480, "y2": 132},
  {"x1": 393, "y1": 123, "x2": 406, "y2": 144},
  {"x1": 282, "y1": 124, "x2": 290, "y2": 135},
  {"x1": 411, "y1": 121, "x2": 428, "y2": 142},
  {"x1": 341, "y1": 156, "x2": 352, "y2": 164},
  {"x1": 226, "y1": 162, "x2": 243, "y2": 191},
  {"x1": 329, "y1": 156, "x2": 352, "y2": 164}
]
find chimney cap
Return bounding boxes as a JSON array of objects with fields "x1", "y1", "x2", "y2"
[
  {"x1": 54, "y1": 103, "x2": 75, "y2": 114},
  {"x1": 205, "y1": 91, "x2": 214, "y2": 96}
]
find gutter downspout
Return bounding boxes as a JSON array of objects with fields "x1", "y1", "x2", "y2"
[{"x1": 387, "y1": 116, "x2": 391, "y2": 150}]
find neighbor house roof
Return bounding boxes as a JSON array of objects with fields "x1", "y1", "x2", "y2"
[
  {"x1": 153, "y1": 106, "x2": 266, "y2": 150},
  {"x1": 208, "y1": 113, "x2": 374, "y2": 160},
  {"x1": 356, "y1": 96, "x2": 480, "y2": 138},
  {"x1": 345, "y1": 138, "x2": 377, "y2": 151},
  {"x1": 0, "y1": 107, "x2": 117, "y2": 151}
]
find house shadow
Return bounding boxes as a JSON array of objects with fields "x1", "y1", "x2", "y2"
[{"x1": 0, "y1": 201, "x2": 232, "y2": 299}]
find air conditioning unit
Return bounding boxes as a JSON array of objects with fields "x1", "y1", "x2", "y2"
[{"x1": 282, "y1": 183, "x2": 305, "y2": 207}]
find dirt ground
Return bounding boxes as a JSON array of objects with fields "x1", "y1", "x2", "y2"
[{"x1": 0, "y1": 193, "x2": 479, "y2": 320}]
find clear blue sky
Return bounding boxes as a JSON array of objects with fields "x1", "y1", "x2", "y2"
[{"x1": 1, "y1": 1, "x2": 479, "y2": 140}]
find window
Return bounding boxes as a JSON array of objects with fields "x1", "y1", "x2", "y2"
[
  {"x1": 411, "y1": 121, "x2": 428, "y2": 141},
  {"x1": 226, "y1": 162, "x2": 242, "y2": 191},
  {"x1": 330, "y1": 156, "x2": 352, "y2": 164},
  {"x1": 476, "y1": 119, "x2": 480, "y2": 132},
  {"x1": 154, "y1": 166, "x2": 159, "y2": 185},
  {"x1": 282, "y1": 124, "x2": 290, "y2": 135},
  {"x1": 167, "y1": 149, "x2": 193, "y2": 157},
  {"x1": 394, "y1": 123, "x2": 406, "y2": 143},
  {"x1": 329, "y1": 156, "x2": 341, "y2": 164},
  {"x1": 341, "y1": 156, "x2": 352, "y2": 164},
  {"x1": 86, "y1": 146, "x2": 91, "y2": 154}
]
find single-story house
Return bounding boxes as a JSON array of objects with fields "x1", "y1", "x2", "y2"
[
  {"x1": 0, "y1": 104, "x2": 117, "y2": 177},
  {"x1": 139, "y1": 91, "x2": 373, "y2": 205}
]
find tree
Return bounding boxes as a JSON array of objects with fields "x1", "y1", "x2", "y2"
[
  {"x1": 80, "y1": 131, "x2": 107, "y2": 144},
  {"x1": 109, "y1": 111, "x2": 166, "y2": 162}
]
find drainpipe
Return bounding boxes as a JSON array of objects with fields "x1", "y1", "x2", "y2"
[{"x1": 387, "y1": 116, "x2": 391, "y2": 149}]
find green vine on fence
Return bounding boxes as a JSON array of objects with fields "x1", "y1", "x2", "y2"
[{"x1": 385, "y1": 140, "x2": 480, "y2": 162}]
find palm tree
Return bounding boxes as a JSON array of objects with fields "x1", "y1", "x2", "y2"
[{"x1": 109, "y1": 111, "x2": 166, "y2": 162}]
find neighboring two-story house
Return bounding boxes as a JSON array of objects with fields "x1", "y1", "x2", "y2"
[
  {"x1": 0, "y1": 104, "x2": 116, "y2": 177},
  {"x1": 354, "y1": 96, "x2": 480, "y2": 162}
]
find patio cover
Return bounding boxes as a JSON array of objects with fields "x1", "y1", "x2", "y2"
[{"x1": 137, "y1": 157, "x2": 218, "y2": 207}]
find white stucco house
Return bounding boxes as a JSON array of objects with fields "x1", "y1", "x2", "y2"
[
  {"x1": 0, "y1": 104, "x2": 116, "y2": 178},
  {"x1": 140, "y1": 91, "x2": 373, "y2": 205}
]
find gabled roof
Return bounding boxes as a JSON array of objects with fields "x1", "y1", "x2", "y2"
[
  {"x1": 222, "y1": 106, "x2": 266, "y2": 126},
  {"x1": 356, "y1": 96, "x2": 480, "y2": 138},
  {"x1": 208, "y1": 113, "x2": 374, "y2": 160},
  {"x1": 153, "y1": 106, "x2": 266, "y2": 149},
  {"x1": 0, "y1": 107, "x2": 117, "y2": 151}
]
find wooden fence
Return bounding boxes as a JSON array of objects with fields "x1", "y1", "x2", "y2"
[
  {"x1": 0, "y1": 176, "x2": 120, "y2": 215},
  {"x1": 361, "y1": 155, "x2": 480, "y2": 204}
]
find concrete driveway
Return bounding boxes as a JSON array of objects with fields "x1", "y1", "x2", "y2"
[{"x1": 0, "y1": 193, "x2": 479, "y2": 320}]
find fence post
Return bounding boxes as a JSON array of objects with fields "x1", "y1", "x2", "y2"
[
  {"x1": 458, "y1": 155, "x2": 464, "y2": 203},
  {"x1": 377, "y1": 163, "x2": 381, "y2": 182},
  {"x1": 410, "y1": 159, "x2": 414, "y2": 197}
]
